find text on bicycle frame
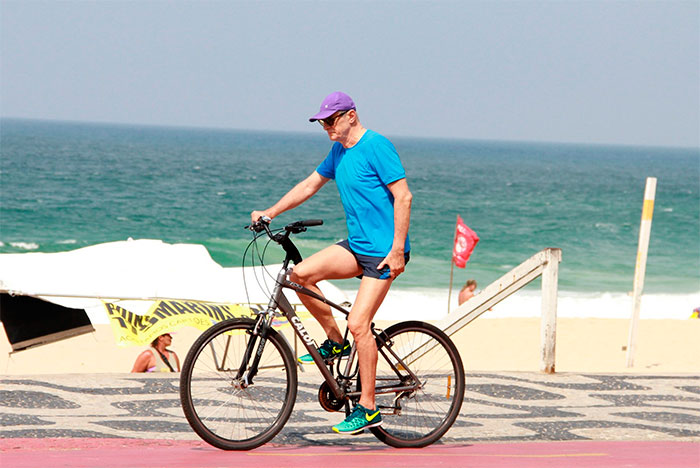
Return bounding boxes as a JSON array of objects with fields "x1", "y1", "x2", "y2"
[{"x1": 291, "y1": 316, "x2": 315, "y2": 347}]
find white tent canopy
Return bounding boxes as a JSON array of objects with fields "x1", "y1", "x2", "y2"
[{"x1": 0, "y1": 239, "x2": 348, "y2": 320}]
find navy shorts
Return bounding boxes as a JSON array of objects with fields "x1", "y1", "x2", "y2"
[{"x1": 336, "y1": 239, "x2": 410, "y2": 280}]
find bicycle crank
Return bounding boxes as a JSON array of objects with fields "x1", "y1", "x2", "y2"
[{"x1": 317, "y1": 381, "x2": 345, "y2": 412}]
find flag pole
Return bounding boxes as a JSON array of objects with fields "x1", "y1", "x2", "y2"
[
  {"x1": 447, "y1": 216, "x2": 457, "y2": 313},
  {"x1": 448, "y1": 260, "x2": 455, "y2": 313}
]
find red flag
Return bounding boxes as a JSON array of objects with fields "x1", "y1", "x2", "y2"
[{"x1": 452, "y1": 215, "x2": 479, "y2": 268}]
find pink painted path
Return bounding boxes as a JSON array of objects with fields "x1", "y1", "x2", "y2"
[{"x1": 2, "y1": 439, "x2": 699, "y2": 468}]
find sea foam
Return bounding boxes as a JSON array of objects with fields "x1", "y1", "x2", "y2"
[
  {"x1": 351, "y1": 288, "x2": 700, "y2": 321},
  {"x1": 9, "y1": 242, "x2": 39, "y2": 250}
]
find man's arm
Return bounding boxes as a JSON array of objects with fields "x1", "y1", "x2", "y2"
[
  {"x1": 378, "y1": 178, "x2": 412, "y2": 278},
  {"x1": 251, "y1": 171, "x2": 329, "y2": 222}
]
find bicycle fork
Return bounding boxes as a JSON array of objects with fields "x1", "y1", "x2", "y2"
[
  {"x1": 235, "y1": 268, "x2": 292, "y2": 386},
  {"x1": 232, "y1": 317, "x2": 265, "y2": 388}
]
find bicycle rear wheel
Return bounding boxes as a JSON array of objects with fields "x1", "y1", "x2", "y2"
[
  {"x1": 179, "y1": 318, "x2": 297, "y2": 450},
  {"x1": 370, "y1": 320, "x2": 465, "y2": 448}
]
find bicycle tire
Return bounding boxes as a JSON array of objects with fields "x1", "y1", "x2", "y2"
[
  {"x1": 370, "y1": 320, "x2": 465, "y2": 448},
  {"x1": 179, "y1": 318, "x2": 297, "y2": 450}
]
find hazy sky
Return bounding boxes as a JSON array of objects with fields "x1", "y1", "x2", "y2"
[{"x1": 2, "y1": 1, "x2": 698, "y2": 147}]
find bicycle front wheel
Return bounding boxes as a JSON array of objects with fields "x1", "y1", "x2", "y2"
[
  {"x1": 370, "y1": 320, "x2": 465, "y2": 448},
  {"x1": 179, "y1": 318, "x2": 297, "y2": 450}
]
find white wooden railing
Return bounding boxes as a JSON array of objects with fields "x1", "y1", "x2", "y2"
[{"x1": 401, "y1": 248, "x2": 562, "y2": 373}]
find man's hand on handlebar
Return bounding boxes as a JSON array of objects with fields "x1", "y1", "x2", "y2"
[
  {"x1": 250, "y1": 211, "x2": 272, "y2": 224},
  {"x1": 247, "y1": 211, "x2": 272, "y2": 232}
]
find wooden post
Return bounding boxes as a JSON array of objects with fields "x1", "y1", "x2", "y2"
[
  {"x1": 540, "y1": 248, "x2": 561, "y2": 373},
  {"x1": 626, "y1": 177, "x2": 657, "y2": 367}
]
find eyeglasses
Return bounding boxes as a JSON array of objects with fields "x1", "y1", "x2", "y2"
[{"x1": 318, "y1": 110, "x2": 349, "y2": 128}]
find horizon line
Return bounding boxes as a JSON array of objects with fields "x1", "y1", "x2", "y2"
[{"x1": 2, "y1": 116, "x2": 698, "y2": 151}]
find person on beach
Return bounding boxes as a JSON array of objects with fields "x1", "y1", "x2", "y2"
[
  {"x1": 250, "y1": 91, "x2": 412, "y2": 435},
  {"x1": 131, "y1": 333, "x2": 181, "y2": 373},
  {"x1": 458, "y1": 279, "x2": 477, "y2": 305}
]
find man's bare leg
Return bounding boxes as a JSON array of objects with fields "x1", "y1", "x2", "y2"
[
  {"x1": 290, "y1": 244, "x2": 361, "y2": 344},
  {"x1": 347, "y1": 276, "x2": 393, "y2": 410}
]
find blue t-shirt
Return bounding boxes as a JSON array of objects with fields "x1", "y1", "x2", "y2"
[{"x1": 316, "y1": 129, "x2": 410, "y2": 257}]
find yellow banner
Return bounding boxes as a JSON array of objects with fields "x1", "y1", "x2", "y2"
[{"x1": 104, "y1": 300, "x2": 255, "y2": 346}]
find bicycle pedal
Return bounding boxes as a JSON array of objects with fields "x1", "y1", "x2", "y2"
[{"x1": 351, "y1": 429, "x2": 365, "y2": 436}]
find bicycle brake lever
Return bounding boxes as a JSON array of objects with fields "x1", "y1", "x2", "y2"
[{"x1": 246, "y1": 216, "x2": 272, "y2": 232}]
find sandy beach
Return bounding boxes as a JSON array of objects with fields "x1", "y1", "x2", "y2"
[{"x1": 2, "y1": 317, "x2": 698, "y2": 375}]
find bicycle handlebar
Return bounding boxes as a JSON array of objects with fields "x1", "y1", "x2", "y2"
[
  {"x1": 297, "y1": 219, "x2": 323, "y2": 227},
  {"x1": 245, "y1": 217, "x2": 324, "y2": 236},
  {"x1": 245, "y1": 217, "x2": 322, "y2": 266},
  {"x1": 285, "y1": 219, "x2": 323, "y2": 232}
]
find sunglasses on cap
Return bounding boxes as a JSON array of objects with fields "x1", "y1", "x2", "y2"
[{"x1": 318, "y1": 110, "x2": 349, "y2": 128}]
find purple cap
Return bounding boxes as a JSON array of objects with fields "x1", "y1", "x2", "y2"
[{"x1": 309, "y1": 91, "x2": 356, "y2": 122}]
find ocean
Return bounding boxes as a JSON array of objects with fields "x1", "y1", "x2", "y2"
[{"x1": 1, "y1": 119, "x2": 698, "y2": 319}]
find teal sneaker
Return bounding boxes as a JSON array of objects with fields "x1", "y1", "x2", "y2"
[
  {"x1": 298, "y1": 339, "x2": 350, "y2": 364},
  {"x1": 332, "y1": 403, "x2": 383, "y2": 434}
]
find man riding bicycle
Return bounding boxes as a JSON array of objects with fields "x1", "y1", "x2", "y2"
[{"x1": 251, "y1": 91, "x2": 412, "y2": 435}]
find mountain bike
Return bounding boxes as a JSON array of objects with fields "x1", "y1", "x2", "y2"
[{"x1": 179, "y1": 218, "x2": 465, "y2": 450}]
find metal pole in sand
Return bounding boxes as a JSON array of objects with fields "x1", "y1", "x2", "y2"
[
  {"x1": 447, "y1": 260, "x2": 455, "y2": 314},
  {"x1": 626, "y1": 177, "x2": 657, "y2": 368},
  {"x1": 447, "y1": 216, "x2": 458, "y2": 314}
]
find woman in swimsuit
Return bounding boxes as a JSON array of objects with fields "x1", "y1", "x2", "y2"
[{"x1": 131, "y1": 333, "x2": 181, "y2": 372}]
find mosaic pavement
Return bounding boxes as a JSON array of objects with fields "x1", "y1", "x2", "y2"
[{"x1": 1, "y1": 372, "x2": 699, "y2": 445}]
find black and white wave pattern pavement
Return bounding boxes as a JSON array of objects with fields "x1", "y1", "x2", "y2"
[{"x1": 1, "y1": 373, "x2": 698, "y2": 445}]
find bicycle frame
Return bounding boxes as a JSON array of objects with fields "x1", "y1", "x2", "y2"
[
  {"x1": 269, "y1": 266, "x2": 348, "y2": 399},
  {"x1": 243, "y1": 223, "x2": 422, "y2": 403}
]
